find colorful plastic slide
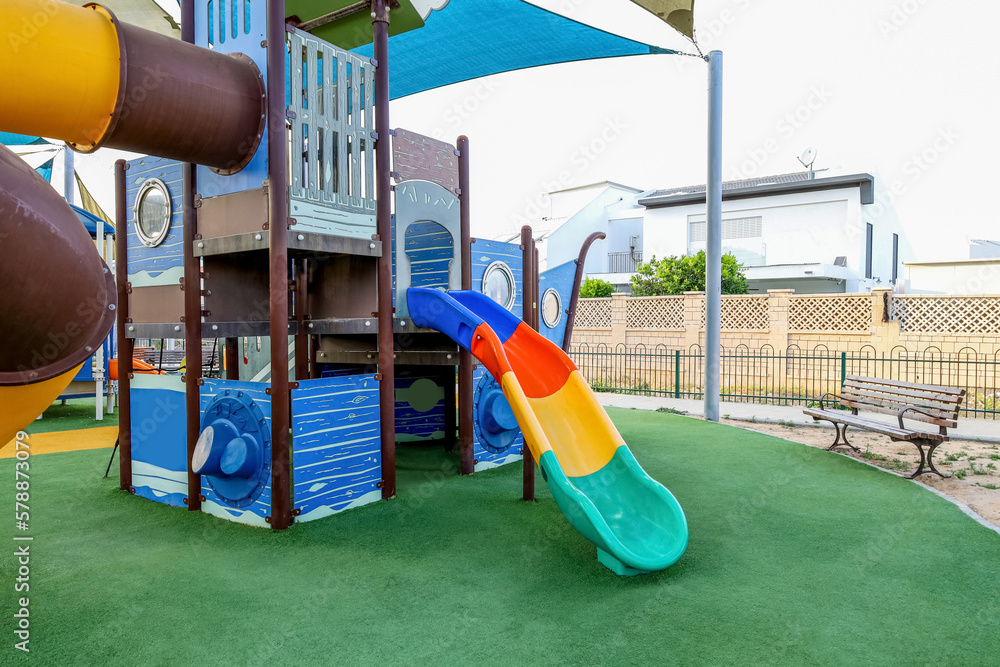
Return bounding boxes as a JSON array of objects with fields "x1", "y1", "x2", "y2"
[{"x1": 407, "y1": 288, "x2": 688, "y2": 575}]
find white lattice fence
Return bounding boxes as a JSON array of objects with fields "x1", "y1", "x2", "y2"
[
  {"x1": 890, "y1": 295, "x2": 1000, "y2": 333},
  {"x1": 575, "y1": 298, "x2": 613, "y2": 329},
  {"x1": 721, "y1": 295, "x2": 769, "y2": 331},
  {"x1": 626, "y1": 296, "x2": 684, "y2": 329},
  {"x1": 788, "y1": 295, "x2": 871, "y2": 332}
]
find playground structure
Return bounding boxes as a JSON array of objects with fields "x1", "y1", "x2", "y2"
[{"x1": 0, "y1": 0, "x2": 690, "y2": 574}]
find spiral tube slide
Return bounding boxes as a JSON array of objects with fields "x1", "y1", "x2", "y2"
[
  {"x1": 0, "y1": 0, "x2": 265, "y2": 172},
  {"x1": 407, "y1": 288, "x2": 688, "y2": 575},
  {"x1": 0, "y1": 144, "x2": 116, "y2": 446}
]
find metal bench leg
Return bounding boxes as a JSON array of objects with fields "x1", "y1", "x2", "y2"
[
  {"x1": 826, "y1": 423, "x2": 860, "y2": 453},
  {"x1": 907, "y1": 439, "x2": 950, "y2": 479}
]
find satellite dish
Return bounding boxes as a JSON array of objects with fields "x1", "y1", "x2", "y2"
[{"x1": 798, "y1": 147, "x2": 817, "y2": 171}]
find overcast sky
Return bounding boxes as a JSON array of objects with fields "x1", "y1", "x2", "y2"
[
  {"x1": 71, "y1": 0, "x2": 999, "y2": 262},
  {"x1": 390, "y1": 0, "x2": 999, "y2": 260}
]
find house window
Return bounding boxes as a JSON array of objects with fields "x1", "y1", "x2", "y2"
[
  {"x1": 892, "y1": 233, "x2": 899, "y2": 283},
  {"x1": 865, "y1": 223, "x2": 873, "y2": 279},
  {"x1": 688, "y1": 216, "x2": 762, "y2": 243},
  {"x1": 688, "y1": 215, "x2": 764, "y2": 266}
]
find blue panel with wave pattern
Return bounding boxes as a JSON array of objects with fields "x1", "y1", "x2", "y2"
[{"x1": 292, "y1": 375, "x2": 382, "y2": 520}]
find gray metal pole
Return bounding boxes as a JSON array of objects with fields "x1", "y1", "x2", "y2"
[
  {"x1": 63, "y1": 146, "x2": 74, "y2": 205},
  {"x1": 704, "y1": 50, "x2": 723, "y2": 422}
]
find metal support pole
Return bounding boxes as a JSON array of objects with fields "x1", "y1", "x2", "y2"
[
  {"x1": 95, "y1": 216, "x2": 105, "y2": 421},
  {"x1": 181, "y1": 0, "x2": 202, "y2": 510},
  {"x1": 562, "y1": 231, "x2": 606, "y2": 352},
  {"x1": 521, "y1": 226, "x2": 536, "y2": 502},
  {"x1": 373, "y1": 0, "x2": 396, "y2": 498},
  {"x1": 457, "y1": 135, "x2": 474, "y2": 475},
  {"x1": 63, "y1": 146, "x2": 74, "y2": 205},
  {"x1": 704, "y1": 50, "x2": 723, "y2": 423},
  {"x1": 443, "y1": 366, "x2": 457, "y2": 452},
  {"x1": 114, "y1": 159, "x2": 132, "y2": 492},
  {"x1": 224, "y1": 338, "x2": 240, "y2": 380},
  {"x1": 294, "y1": 259, "x2": 310, "y2": 381},
  {"x1": 267, "y1": 0, "x2": 292, "y2": 529}
]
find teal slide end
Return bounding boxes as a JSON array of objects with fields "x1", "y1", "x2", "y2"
[{"x1": 539, "y1": 448, "x2": 688, "y2": 575}]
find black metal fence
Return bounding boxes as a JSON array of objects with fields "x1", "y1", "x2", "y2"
[{"x1": 569, "y1": 343, "x2": 1000, "y2": 420}]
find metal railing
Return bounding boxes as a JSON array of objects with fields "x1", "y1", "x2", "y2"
[
  {"x1": 607, "y1": 251, "x2": 642, "y2": 274},
  {"x1": 570, "y1": 343, "x2": 1000, "y2": 420}
]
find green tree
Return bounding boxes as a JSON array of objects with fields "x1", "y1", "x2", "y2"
[
  {"x1": 579, "y1": 277, "x2": 616, "y2": 298},
  {"x1": 630, "y1": 251, "x2": 748, "y2": 296}
]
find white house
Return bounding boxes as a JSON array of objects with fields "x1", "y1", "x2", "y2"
[
  {"x1": 532, "y1": 181, "x2": 647, "y2": 276},
  {"x1": 533, "y1": 171, "x2": 914, "y2": 294},
  {"x1": 903, "y1": 241, "x2": 1000, "y2": 294}
]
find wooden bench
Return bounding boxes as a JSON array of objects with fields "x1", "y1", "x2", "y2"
[{"x1": 803, "y1": 375, "x2": 966, "y2": 479}]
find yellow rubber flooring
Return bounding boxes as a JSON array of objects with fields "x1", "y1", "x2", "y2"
[{"x1": 1, "y1": 426, "x2": 117, "y2": 457}]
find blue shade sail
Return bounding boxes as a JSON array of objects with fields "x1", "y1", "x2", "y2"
[
  {"x1": 35, "y1": 157, "x2": 53, "y2": 183},
  {"x1": 0, "y1": 131, "x2": 48, "y2": 145},
  {"x1": 354, "y1": 0, "x2": 676, "y2": 99}
]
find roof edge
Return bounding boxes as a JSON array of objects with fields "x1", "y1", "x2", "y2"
[{"x1": 639, "y1": 173, "x2": 876, "y2": 208}]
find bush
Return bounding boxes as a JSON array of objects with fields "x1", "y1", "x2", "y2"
[
  {"x1": 579, "y1": 277, "x2": 615, "y2": 298},
  {"x1": 630, "y1": 250, "x2": 748, "y2": 296}
]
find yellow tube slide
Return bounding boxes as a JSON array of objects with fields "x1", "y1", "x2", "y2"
[
  {"x1": 0, "y1": 365, "x2": 81, "y2": 449},
  {"x1": 0, "y1": 0, "x2": 120, "y2": 150}
]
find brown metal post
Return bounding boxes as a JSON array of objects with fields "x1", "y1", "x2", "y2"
[
  {"x1": 457, "y1": 135, "x2": 474, "y2": 475},
  {"x1": 373, "y1": 0, "x2": 396, "y2": 499},
  {"x1": 533, "y1": 248, "x2": 540, "y2": 330},
  {"x1": 267, "y1": 0, "x2": 292, "y2": 530},
  {"x1": 562, "y1": 232, "x2": 606, "y2": 352},
  {"x1": 114, "y1": 159, "x2": 132, "y2": 492},
  {"x1": 520, "y1": 226, "x2": 536, "y2": 501},
  {"x1": 224, "y1": 338, "x2": 240, "y2": 380},
  {"x1": 180, "y1": 0, "x2": 201, "y2": 512}
]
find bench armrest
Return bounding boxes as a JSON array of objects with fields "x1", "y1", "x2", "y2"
[
  {"x1": 898, "y1": 406, "x2": 944, "y2": 431},
  {"x1": 818, "y1": 392, "x2": 841, "y2": 411}
]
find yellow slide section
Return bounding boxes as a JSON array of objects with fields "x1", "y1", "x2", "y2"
[
  {"x1": 0, "y1": 0, "x2": 121, "y2": 149},
  {"x1": 0, "y1": 365, "x2": 82, "y2": 449}
]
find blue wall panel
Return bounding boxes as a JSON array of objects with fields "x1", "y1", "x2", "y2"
[
  {"x1": 200, "y1": 380, "x2": 272, "y2": 526},
  {"x1": 538, "y1": 259, "x2": 577, "y2": 349},
  {"x1": 130, "y1": 374, "x2": 188, "y2": 507},
  {"x1": 194, "y1": 0, "x2": 268, "y2": 198},
  {"x1": 473, "y1": 366, "x2": 523, "y2": 471},
  {"x1": 471, "y1": 238, "x2": 523, "y2": 314},
  {"x1": 394, "y1": 370, "x2": 447, "y2": 442},
  {"x1": 125, "y1": 157, "x2": 184, "y2": 285},
  {"x1": 292, "y1": 375, "x2": 382, "y2": 521}
]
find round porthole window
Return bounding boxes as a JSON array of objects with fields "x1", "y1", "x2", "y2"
[
  {"x1": 134, "y1": 178, "x2": 172, "y2": 247},
  {"x1": 482, "y1": 261, "x2": 516, "y2": 311},
  {"x1": 541, "y1": 288, "x2": 562, "y2": 329}
]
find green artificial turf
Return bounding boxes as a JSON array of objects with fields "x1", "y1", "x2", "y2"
[
  {"x1": 24, "y1": 398, "x2": 119, "y2": 435},
  {"x1": 1, "y1": 408, "x2": 999, "y2": 665}
]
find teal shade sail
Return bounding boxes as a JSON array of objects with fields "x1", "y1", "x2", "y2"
[{"x1": 353, "y1": 0, "x2": 678, "y2": 100}]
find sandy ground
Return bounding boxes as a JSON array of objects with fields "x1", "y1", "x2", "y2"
[{"x1": 719, "y1": 417, "x2": 1000, "y2": 529}]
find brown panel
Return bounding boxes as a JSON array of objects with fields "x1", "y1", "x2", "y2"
[
  {"x1": 309, "y1": 256, "x2": 378, "y2": 320},
  {"x1": 203, "y1": 253, "x2": 273, "y2": 325},
  {"x1": 392, "y1": 128, "x2": 459, "y2": 195},
  {"x1": 128, "y1": 284, "x2": 184, "y2": 324},
  {"x1": 198, "y1": 189, "x2": 269, "y2": 240}
]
